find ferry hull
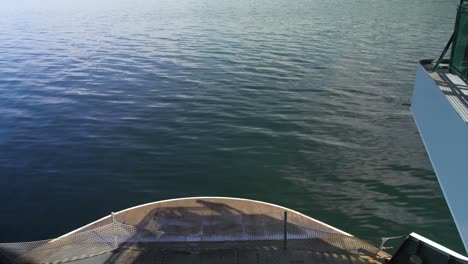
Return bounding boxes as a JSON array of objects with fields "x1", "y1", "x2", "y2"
[{"x1": 411, "y1": 62, "x2": 468, "y2": 253}]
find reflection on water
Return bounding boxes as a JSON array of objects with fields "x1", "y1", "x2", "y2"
[{"x1": 0, "y1": 0, "x2": 463, "y2": 252}]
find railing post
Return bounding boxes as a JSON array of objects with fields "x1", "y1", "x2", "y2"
[
  {"x1": 433, "y1": 32, "x2": 454, "y2": 72},
  {"x1": 111, "y1": 212, "x2": 117, "y2": 249},
  {"x1": 283, "y1": 211, "x2": 287, "y2": 250}
]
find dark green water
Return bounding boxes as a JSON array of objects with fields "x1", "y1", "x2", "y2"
[{"x1": 0, "y1": 0, "x2": 464, "y2": 253}]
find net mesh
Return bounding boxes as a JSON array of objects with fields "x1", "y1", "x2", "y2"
[
  {"x1": 0, "y1": 221, "x2": 396, "y2": 264},
  {"x1": 0, "y1": 198, "x2": 403, "y2": 264}
]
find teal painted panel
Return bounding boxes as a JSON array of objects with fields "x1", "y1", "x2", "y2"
[{"x1": 412, "y1": 64, "x2": 468, "y2": 254}]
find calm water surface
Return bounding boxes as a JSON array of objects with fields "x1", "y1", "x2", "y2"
[{"x1": 0, "y1": 0, "x2": 464, "y2": 252}]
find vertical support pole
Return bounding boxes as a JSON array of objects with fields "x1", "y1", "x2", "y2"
[
  {"x1": 283, "y1": 211, "x2": 287, "y2": 250},
  {"x1": 111, "y1": 212, "x2": 118, "y2": 250}
]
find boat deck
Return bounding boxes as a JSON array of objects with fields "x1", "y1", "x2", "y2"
[
  {"x1": 422, "y1": 60, "x2": 468, "y2": 123},
  {"x1": 0, "y1": 197, "x2": 389, "y2": 264}
]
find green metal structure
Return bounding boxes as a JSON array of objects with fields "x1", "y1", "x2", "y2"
[
  {"x1": 434, "y1": 0, "x2": 468, "y2": 82},
  {"x1": 450, "y1": 1, "x2": 468, "y2": 78}
]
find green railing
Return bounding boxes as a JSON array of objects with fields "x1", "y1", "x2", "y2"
[
  {"x1": 450, "y1": 1, "x2": 468, "y2": 80},
  {"x1": 434, "y1": 1, "x2": 468, "y2": 84}
]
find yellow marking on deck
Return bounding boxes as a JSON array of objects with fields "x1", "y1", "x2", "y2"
[
  {"x1": 38, "y1": 249, "x2": 383, "y2": 264},
  {"x1": 307, "y1": 253, "x2": 380, "y2": 264},
  {"x1": 120, "y1": 246, "x2": 145, "y2": 252},
  {"x1": 40, "y1": 251, "x2": 115, "y2": 264},
  {"x1": 360, "y1": 256, "x2": 377, "y2": 263}
]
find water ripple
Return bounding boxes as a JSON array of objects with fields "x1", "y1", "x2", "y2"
[{"x1": 0, "y1": 0, "x2": 463, "y2": 251}]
